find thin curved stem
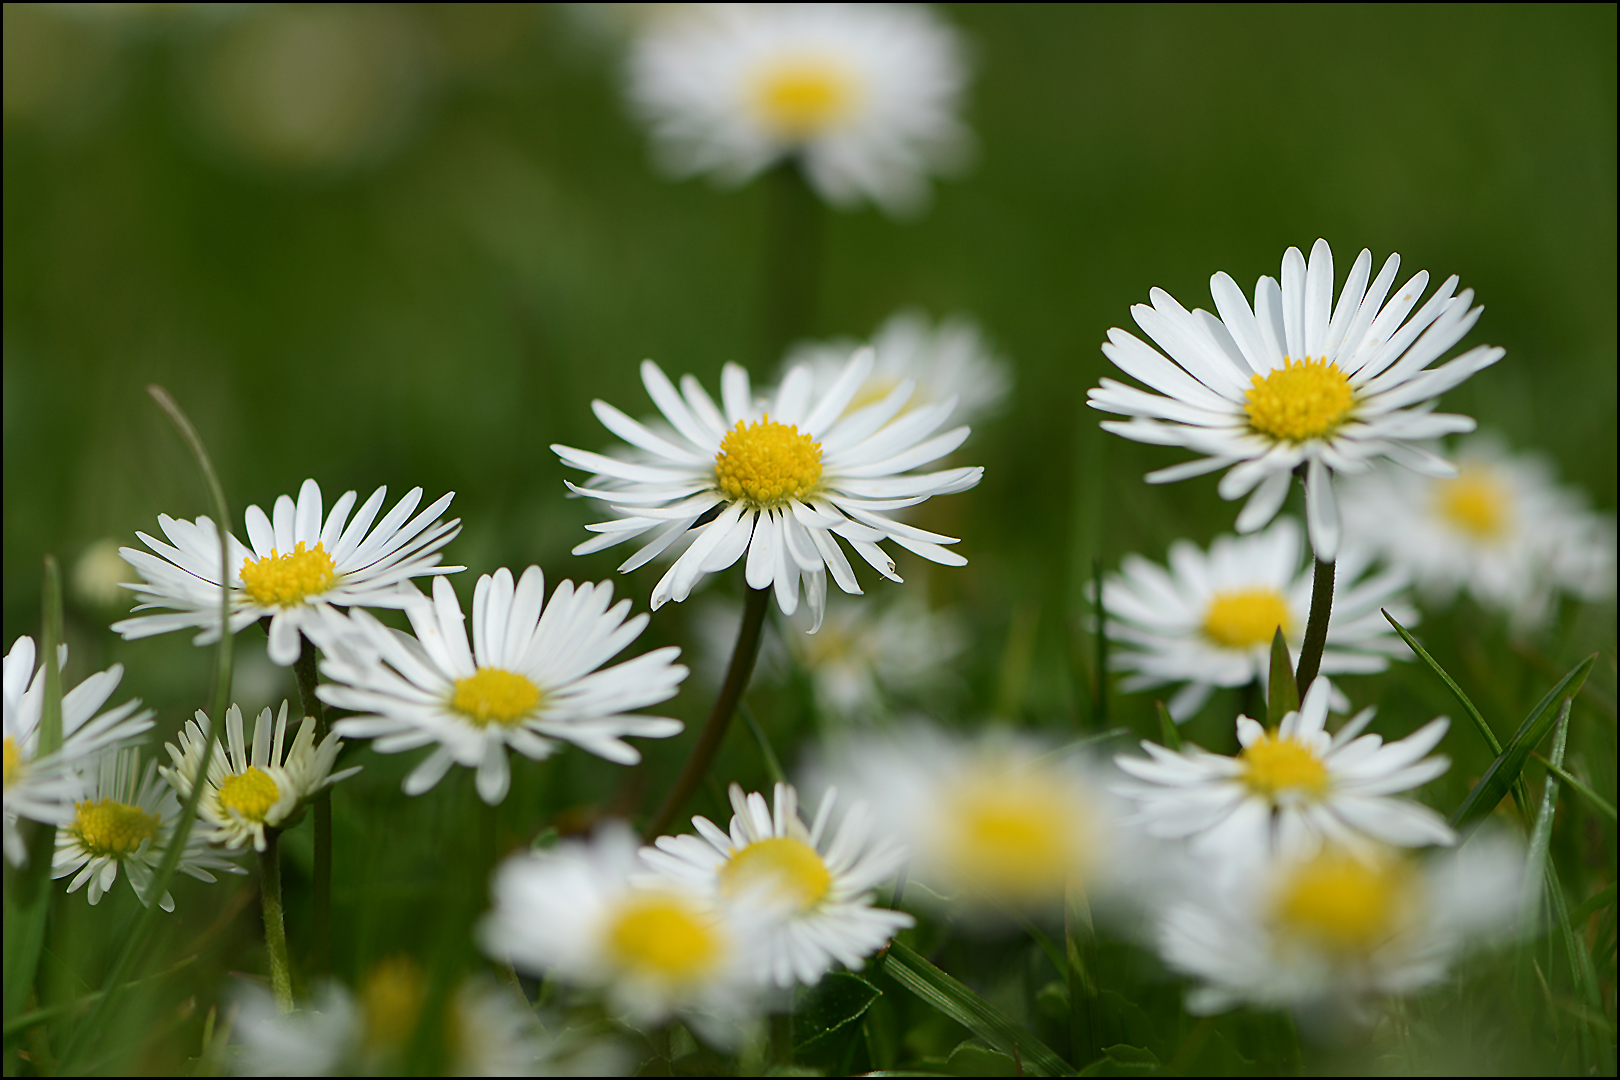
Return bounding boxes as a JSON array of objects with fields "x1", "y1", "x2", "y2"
[
  {"x1": 644, "y1": 587, "x2": 771, "y2": 839},
  {"x1": 259, "y1": 832, "x2": 294, "y2": 1013},
  {"x1": 292, "y1": 638, "x2": 331, "y2": 976},
  {"x1": 1294, "y1": 555, "x2": 1335, "y2": 695}
]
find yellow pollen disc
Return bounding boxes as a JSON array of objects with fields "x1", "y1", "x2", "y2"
[
  {"x1": 1241, "y1": 732, "x2": 1329, "y2": 798},
  {"x1": 607, "y1": 895, "x2": 721, "y2": 981},
  {"x1": 360, "y1": 955, "x2": 426, "y2": 1051},
  {"x1": 720, "y1": 837, "x2": 832, "y2": 912},
  {"x1": 714, "y1": 416, "x2": 824, "y2": 509},
  {"x1": 3, "y1": 737, "x2": 22, "y2": 789},
  {"x1": 217, "y1": 766, "x2": 280, "y2": 822},
  {"x1": 72, "y1": 798, "x2": 161, "y2": 857},
  {"x1": 1244, "y1": 357, "x2": 1355, "y2": 442},
  {"x1": 1437, "y1": 468, "x2": 1508, "y2": 539},
  {"x1": 1274, "y1": 852, "x2": 1410, "y2": 955},
  {"x1": 451, "y1": 667, "x2": 542, "y2": 727},
  {"x1": 1202, "y1": 588, "x2": 1293, "y2": 649},
  {"x1": 947, "y1": 777, "x2": 1080, "y2": 901},
  {"x1": 240, "y1": 541, "x2": 337, "y2": 607},
  {"x1": 752, "y1": 56, "x2": 856, "y2": 139}
]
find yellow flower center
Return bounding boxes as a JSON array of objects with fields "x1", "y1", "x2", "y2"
[
  {"x1": 714, "y1": 416, "x2": 823, "y2": 509},
  {"x1": 1241, "y1": 732, "x2": 1329, "y2": 798},
  {"x1": 217, "y1": 765, "x2": 280, "y2": 822},
  {"x1": 451, "y1": 667, "x2": 542, "y2": 727},
  {"x1": 360, "y1": 956, "x2": 426, "y2": 1051},
  {"x1": 945, "y1": 775, "x2": 1081, "y2": 901},
  {"x1": 1244, "y1": 358, "x2": 1355, "y2": 442},
  {"x1": 752, "y1": 56, "x2": 857, "y2": 139},
  {"x1": 1437, "y1": 468, "x2": 1508, "y2": 539},
  {"x1": 845, "y1": 375, "x2": 908, "y2": 417},
  {"x1": 1202, "y1": 587, "x2": 1293, "y2": 649},
  {"x1": 240, "y1": 541, "x2": 337, "y2": 607},
  {"x1": 720, "y1": 837, "x2": 832, "y2": 912},
  {"x1": 1274, "y1": 852, "x2": 1411, "y2": 955},
  {"x1": 72, "y1": 798, "x2": 161, "y2": 857},
  {"x1": 606, "y1": 894, "x2": 722, "y2": 982},
  {"x1": 3, "y1": 737, "x2": 22, "y2": 789}
]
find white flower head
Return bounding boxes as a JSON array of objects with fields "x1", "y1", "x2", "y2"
[
  {"x1": 52, "y1": 748, "x2": 241, "y2": 911},
  {"x1": 4, "y1": 637, "x2": 155, "y2": 866},
  {"x1": 1114, "y1": 679, "x2": 1456, "y2": 861},
  {"x1": 784, "y1": 592, "x2": 969, "y2": 721},
  {"x1": 481, "y1": 823, "x2": 766, "y2": 1034},
  {"x1": 1157, "y1": 834, "x2": 1523, "y2": 1021},
  {"x1": 1341, "y1": 434, "x2": 1617, "y2": 628},
  {"x1": 1103, "y1": 518, "x2": 1416, "y2": 722},
  {"x1": 628, "y1": 3, "x2": 972, "y2": 215},
  {"x1": 114, "y1": 478, "x2": 463, "y2": 666},
  {"x1": 784, "y1": 310, "x2": 1011, "y2": 428},
  {"x1": 1089, "y1": 239, "x2": 1504, "y2": 561},
  {"x1": 827, "y1": 724, "x2": 1124, "y2": 915},
  {"x1": 162, "y1": 701, "x2": 360, "y2": 853},
  {"x1": 642, "y1": 782, "x2": 913, "y2": 987},
  {"x1": 553, "y1": 352, "x2": 983, "y2": 632},
  {"x1": 321, "y1": 566, "x2": 687, "y2": 805}
]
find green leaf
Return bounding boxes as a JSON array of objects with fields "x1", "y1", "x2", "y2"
[
  {"x1": 794, "y1": 972, "x2": 881, "y2": 1056},
  {"x1": 1520, "y1": 698, "x2": 1572, "y2": 927},
  {"x1": 881, "y1": 941, "x2": 1077, "y2": 1076},
  {"x1": 1450, "y1": 654, "x2": 1594, "y2": 836},
  {"x1": 1382, "y1": 609, "x2": 1500, "y2": 755},
  {"x1": 1078, "y1": 1044, "x2": 1162, "y2": 1076},
  {"x1": 1567, "y1": 884, "x2": 1617, "y2": 928},
  {"x1": 1532, "y1": 754, "x2": 1617, "y2": 821},
  {"x1": 947, "y1": 1039, "x2": 1020, "y2": 1076},
  {"x1": 1266, "y1": 628, "x2": 1297, "y2": 726},
  {"x1": 1153, "y1": 701, "x2": 1181, "y2": 750}
]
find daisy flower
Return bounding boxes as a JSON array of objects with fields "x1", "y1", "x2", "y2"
[
  {"x1": 627, "y1": 3, "x2": 971, "y2": 215},
  {"x1": 161, "y1": 700, "x2": 360, "y2": 853},
  {"x1": 1102, "y1": 517, "x2": 1416, "y2": 722},
  {"x1": 481, "y1": 823, "x2": 765, "y2": 1033},
  {"x1": 642, "y1": 782, "x2": 912, "y2": 987},
  {"x1": 784, "y1": 309, "x2": 1011, "y2": 427},
  {"x1": 1113, "y1": 679, "x2": 1456, "y2": 860},
  {"x1": 785, "y1": 592, "x2": 969, "y2": 721},
  {"x1": 320, "y1": 566, "x2": 687, "y2": 805},
  {"x1": 1341, "y1": 434, "x2": 1617, "y2": 628},
  {"x1": 1088, "y1": 239, "x2": 1504, "y2": 561},
  {"x1": 113, "y1": 478, "x2": 462, "y2": 666},
  {"x1": 5, "y1": 637, "x2": 155, "y2": 866},
  {"x1": 553, "y1": 351, "x2": 983, "y2": 631},
  {"x1": 1157, "y1": 834, "x2": 1521, "y2": 1020},
  {"x1": 827, "y1": 724, "x2": 1121, "y2": 913},
  {"x1": 52, "y1": 748, "x2": 240, "y2": 911}
]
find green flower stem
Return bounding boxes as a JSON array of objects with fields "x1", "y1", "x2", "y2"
[
  {"x1": 1293, "y1": 554, "x2": 1335, "y2": 696},
  {"x1": 259, "y1": 831, "x2": 295, "y2": 1013},
  {"x1": 760, "y1": 161, "x2": 823, "y2": 365},
  {"x1": 292, "y1": 637, "x2": 332, "y2": 976},
  {"x1": 644, "y1": 586, "x2": 771, "y2": 840}
]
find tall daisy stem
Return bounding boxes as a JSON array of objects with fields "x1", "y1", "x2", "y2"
[
  {"x1": 1293, "y1": 555, "x2": 1335, "y2": 695},
  {"x1": 259, "y1": 831, "x2": 295, "y2": 1014},
  {"x1": 760, "y1": 161, "x2": 823, "y2": 364},
  {"x1": 292, "y1": 638, "x2": 331, "y2": 976},
  {"x1": 645, "y1": 586, "x2": 771, "y2": 839}
]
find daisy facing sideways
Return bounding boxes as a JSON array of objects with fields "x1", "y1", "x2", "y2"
[
  {"x1": 114, "y1": 478, "x2": 462, "y2": 666},
  {"x1": 554, "y1": 350, "x2": 983, "y2": 631},
  {"x1": 4, "y1": 637, "x2": 155, "y2": 866},
  {"x1": 162, "y1": 700, "x2": 360, "y2": 853},
  {"x1": 1102, "y1": 517, "x2": 1415, "y2": 722},
  {"x1": 1089, "y1": 239, "x2": 1503, "y2": 560},
  {"x1": 319, "y1": 566, "x2": 687, "y2": 805},
  {"x1": 642, "y1": 782, "x2": 912, "y2": 987},
  {"x1": 1113, "y1": 679, "x2": 1455, "y2": 860},
  {"x1": 627, "y1": 3, "x2": 972, "y2": 215}
]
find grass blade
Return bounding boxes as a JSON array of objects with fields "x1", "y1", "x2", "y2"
[
  {"x1": 1532, "y1": 754, "x2": 1616, "y2": 822},
  {"x1": 738, "y1": 701, "x2": 786, "y2": 786},
  {"x1": 1382, "y1": 609, "x2": 1500, "y2": 755},
  {"x1": 1267, "y1": 628, "x2": 1297, "y2": 726},
  {"x1": 1519, "y1": 699, "x2": 1570, "y2": 929},
  {"x1": 882, "y1": 940, "x2": 1077, "y2": 1076},
  {"x1": 1450, "y1": 654, "x2": 1594, "y2": 837},
  {"x1": 1154, "y1": 701, "x2": 1181, "y2": 750}
]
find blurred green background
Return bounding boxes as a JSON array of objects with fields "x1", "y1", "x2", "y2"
[{"x1": 3, "y1": 5, "x2": 1615, "y2": 1073}]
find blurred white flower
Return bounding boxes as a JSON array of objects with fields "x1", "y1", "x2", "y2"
[
  {"x1": 321, "y1": 567, "x2": 686, "y2": 806},
  {"x1": 1102, "y1": 518, "x2": 1415, "y2": 722},
  {"x1": 1340, "y1": 435, "x2": 1616, "y2": 628},
  {"x1": 1157, "y1": 835, "x2": 1522, "y2": 1020},
  {"x1": 787, "y1": 592, "x2": 967, "y2": 720},
  {"x1": 627, "y1": 3, "x2": 971, "y2": 215},
  {"x1": 642, "y1": 782, "x2": 912, "y2": 987},
  {"x1": 1089, "y1": 239, "x2": 1503, "y2": 561},
  {"x1": 1114, "y1": 679, "x2": 1455, "y2": 861},
  {"x1": 784, "y1": 310, "x2": 1010, "y2": 427},
  {"x1": 4, "y1": 637, "x2": 154, "y2": 867}
]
